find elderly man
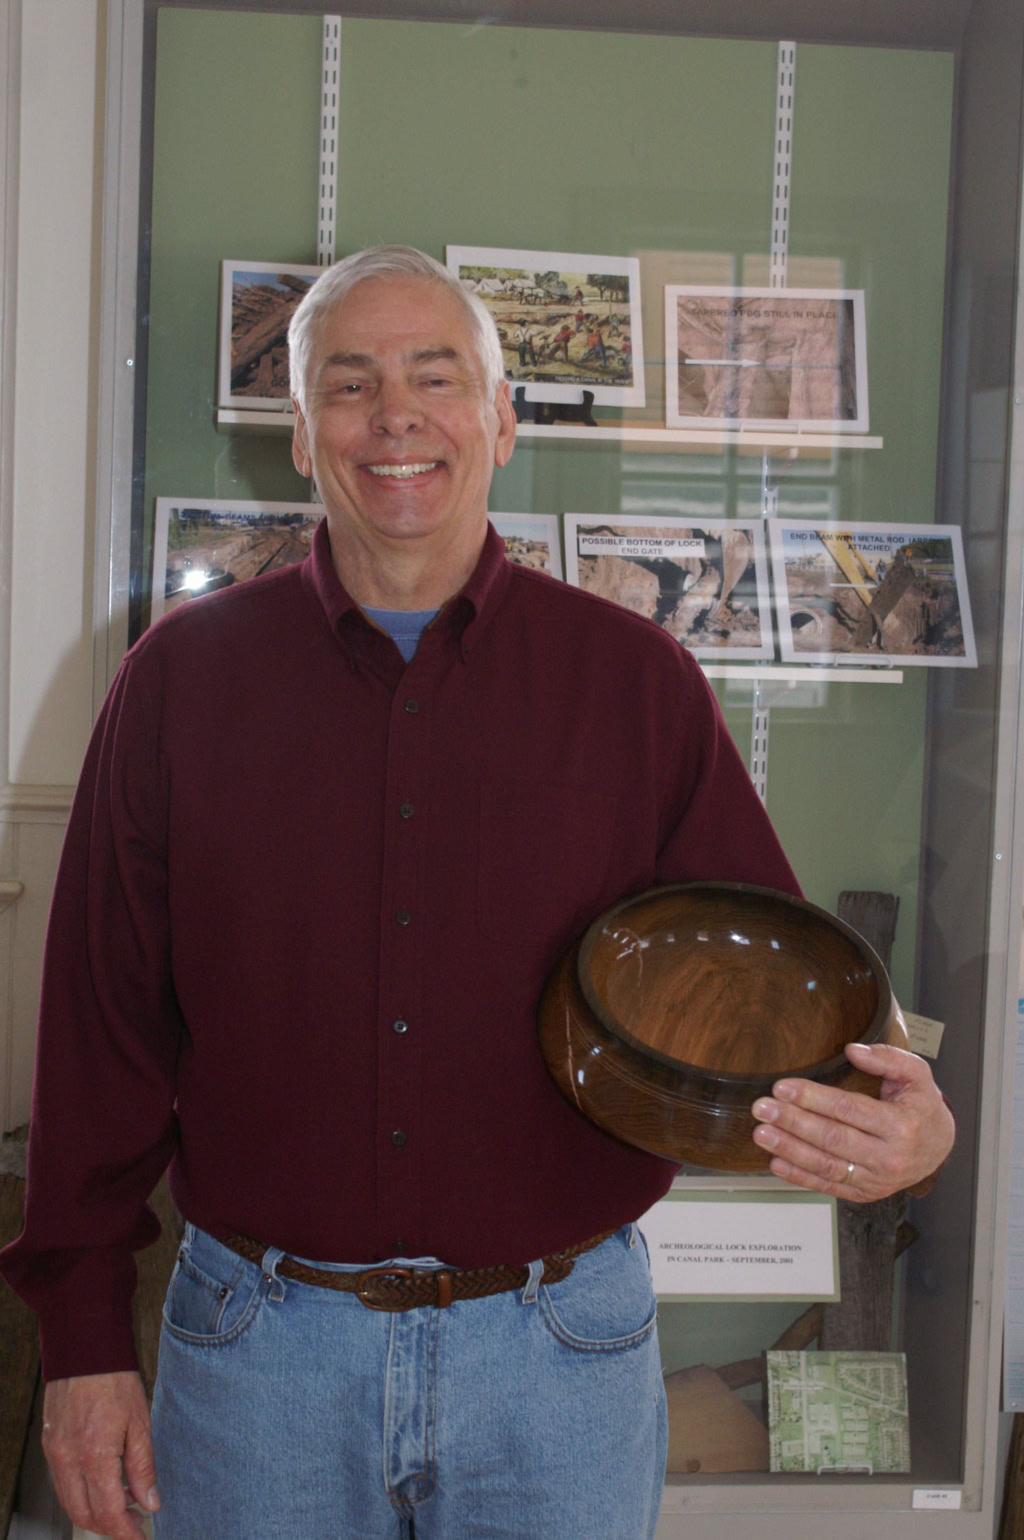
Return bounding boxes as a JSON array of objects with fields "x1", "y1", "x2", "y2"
[{"x1": 1, "y1": 246, "x2": 953, "y2": 1540}]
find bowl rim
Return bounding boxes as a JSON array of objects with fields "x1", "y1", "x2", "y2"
[{"x1": 575, "y1": 880, "x2": 894, "y2": 1090}]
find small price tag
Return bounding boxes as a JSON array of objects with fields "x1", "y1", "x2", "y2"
[
  {"x1": 912, "y1": 1489, "x2": 962, "y2": 1510},
  {"x1": 903, "y1": 1011, "x2": 945, "y2": 1059}
]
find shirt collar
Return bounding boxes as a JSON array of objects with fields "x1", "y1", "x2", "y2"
[
  {"x1": 303, "y1": 516, "x2": 512, "y2": 655},
  {"x1": 305, "y1": 517, "x2": 361, "y2": 632}
]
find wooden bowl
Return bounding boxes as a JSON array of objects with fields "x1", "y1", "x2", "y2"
[{"x1": 538, "y1": 882, "x2": 908, "y2": 1171}]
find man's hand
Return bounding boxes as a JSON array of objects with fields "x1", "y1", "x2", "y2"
[
  {"x1": 42, "y1": 1371, "x2": 159, "y2": 1539},
  {"x1": 750, "y1": 1041, "x2": 955, "y2": 1202}
]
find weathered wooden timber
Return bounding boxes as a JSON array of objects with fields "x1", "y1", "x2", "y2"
[{"x1": 820, "y1": 891, "x2": 908, "y2": 1351}]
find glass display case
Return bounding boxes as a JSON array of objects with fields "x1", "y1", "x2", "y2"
[{"x1": 97, "y1": 1, "x2": 1024, "y2": 1532}]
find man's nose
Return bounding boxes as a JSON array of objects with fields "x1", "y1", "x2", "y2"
[{"x1": 369, "y1": 378, "x2": 423, "y2": 434}]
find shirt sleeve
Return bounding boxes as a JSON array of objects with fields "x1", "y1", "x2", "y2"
[
  {"x1": 0, "y1": 652, "x2": 181, "y2": 1381},
  {"x1": 654, "y1": 649, "x2": 802, "y2": 897}
]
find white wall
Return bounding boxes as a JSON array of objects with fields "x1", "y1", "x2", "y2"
[{"x1": 0, "y1": 0, "x2": 104, "y2": 1135}]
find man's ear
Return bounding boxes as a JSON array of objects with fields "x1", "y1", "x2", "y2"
[
  {"x1": 291, "y1": 400, "x2": 312, "y2": 478},
  {"x1": 493, "y1": 380, "x2": 516, "y2": 469}
]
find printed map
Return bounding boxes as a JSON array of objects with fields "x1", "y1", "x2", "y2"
[{"x1": 766, "y1": 1350, "x2": 910, "y2": 1473}]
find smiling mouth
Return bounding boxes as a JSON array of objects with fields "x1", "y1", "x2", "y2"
[{"x1": 363, "y1": 461, "x2": 442, "y2": 479}]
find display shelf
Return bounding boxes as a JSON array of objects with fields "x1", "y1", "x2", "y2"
[
  {"x1": 668, "y1": 1172, "x2": 790, "y2": 1193},
  {"x1": 216, "y1": 407, "x2": 294, "y2": 435},
  {"x1": 700, "y1": 664, "x2": 903, "y2": 684},
  {"x1": 214, "y1": 406, "x2": 883, "y2": 453},
  {"x1": 514, "y1": 423, "x2": 883, "y2": 451}
]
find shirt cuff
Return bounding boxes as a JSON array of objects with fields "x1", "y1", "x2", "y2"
[{"x1": 37, "y1": 1293, "x2": 140, "y2": 1383}]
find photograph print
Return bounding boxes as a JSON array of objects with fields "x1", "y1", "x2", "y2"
[
  {"x1": 769, "y1": 520, "x2": 976, "y2": 667},
  {"x1": 664, "y1": 287, "x2": 869, "y2": 433},
  {"x1": 218, "y1": 260, "x2": 322, "y2": 411},
  {"x1": 564, "y1": 513, "x2": 773, "y2": 660},
  {"x1": 446, "y1": 245, "x2": 645, "y2": 407},
  {"x1": 151, "y1": 499, "x2": 321, "y2": 622},
  {"x1": 491, "y1": 513, "x2": 563, "y2": 580}
]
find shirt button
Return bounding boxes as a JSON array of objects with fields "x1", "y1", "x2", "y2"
[
  {"x1": 399, "y1": 802, "x2": 415, "y2": 819},
  {"x1": 392, "y1": 1130, "x2": 407, "y2": 1147},
  {"x1": 404, "y1": 698, "x2": 420, "y2": 714},
  {"x1": 395, "y1": 908, "x2": 411, "y2": 926},
  {"x1": 393, "y1": 1019, "x2": 409, "y2": 1034}
]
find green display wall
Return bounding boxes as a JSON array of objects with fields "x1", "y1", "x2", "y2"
[
  {"x1": 145, "y1": 8, "x2": 953, "y2": 1007},
  {"x1": 142, "y1": 0, "x2": 957, "y2": 1394}
]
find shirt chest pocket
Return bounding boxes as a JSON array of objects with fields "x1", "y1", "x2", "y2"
[{"x1": 477, "y1": 781, "x2": 621, "y2": 950}]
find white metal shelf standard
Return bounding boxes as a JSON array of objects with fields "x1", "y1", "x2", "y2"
[
  {"x1": 318, "y1": 18, "x2": 340, "y2": 268},
  {"x1": 751, "y1": 40, "x2": 799, "y2": 803},
  {"x1": 308, "y1": 14, "x2": 341, "y2": 508}
]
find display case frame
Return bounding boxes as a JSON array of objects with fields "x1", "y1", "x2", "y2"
[{"x1": 92, "y1": 2, "x2": 1024, "y2": 1534}]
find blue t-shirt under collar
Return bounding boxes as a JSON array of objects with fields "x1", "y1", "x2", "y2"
[{"x1": 362, "y1": 605, "x2": 440, "y2": 664}]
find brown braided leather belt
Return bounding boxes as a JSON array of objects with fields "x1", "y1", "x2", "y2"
[{"x1": 220, "y1": 1228, "x2": 616, "y2": 1312}]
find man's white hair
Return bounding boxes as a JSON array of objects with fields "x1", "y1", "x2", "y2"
[{"x1": 288, "y1": 245, "x2": 506, "y2": 415}]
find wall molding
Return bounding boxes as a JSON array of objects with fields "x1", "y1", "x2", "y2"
[{"x1": 0, "y1": 786, "x2": 74, "y2": 817}]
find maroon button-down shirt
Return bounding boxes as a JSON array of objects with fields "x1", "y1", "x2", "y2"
[{"x1": 1, "y1": 520, "x2": 799, "y2": 1380}]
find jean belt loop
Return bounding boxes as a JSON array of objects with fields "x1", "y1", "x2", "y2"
[
  {"x1": 627, "y1": 1222, "x2": 640, "y2": 1250},
  {"x1": 181, "y1": 1220, "x2": 196, "y2": 1251},
  {"x1": 521, "y1": 1257, "x2": 545, "y2": 1306},
  {"x1": 260, "y1": 1245, "x2": 288, "y2": 1303}
]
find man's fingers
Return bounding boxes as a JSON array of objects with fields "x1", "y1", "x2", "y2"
[
  {"x1": 45, "y1": 1465, "x2": 84, "y2": 1536},
  {"x1": 766, "y1": 1044, "x2": 934, "y2": 1125},
  {"x1": 49, "y1": 1455, "x2": 141, "y2": 1540},
  {"x1": 843, "y1": 1039, "x2": 932, "y2": 1092},
  {"x1": 123, "y1": 1412, "x2": 160, "y2": 1513},
  {"x1": 752, "y1": 1108, "x2": 864, "y2": 1176},
  {"x1": 750, "y1": 1040, "x2": 954, "y2": 1200},
  {"x1": 764, "y1": 1150, "x2": 878, "y2": 1203},
  {"x1": 752, "y1": 1083, "x2": 892, "y2": 1146},
  {"x1": 82, "y1": 1467, "x2": 146, "y2": 1540},
  {"x1": 751, "y1": 1094, "x2": 918, "y2": 1190},
  {"x1": 756, "y1": 1043, "x2": 935, "y2": 1136},
  {"x1": 753, "y1": 1115, "x2": 871, "y2": 1179},
  {"x1": 750, "y1": 1109, "x2": 890, "y2": 1201},
  {"x1": 41, "y1": 1371, "x2": 153, "y2": 1538}
]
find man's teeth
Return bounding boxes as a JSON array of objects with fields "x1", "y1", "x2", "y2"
[{"x1": 364, "y1": 462, "x2": 439, "y2": 478}]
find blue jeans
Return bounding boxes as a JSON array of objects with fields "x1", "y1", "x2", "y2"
[{"x1": 151, "y1": 1223, "x2": 667, "y2": 1538}]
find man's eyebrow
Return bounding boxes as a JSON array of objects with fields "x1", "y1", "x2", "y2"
[
  {"x1": 319, "y1": 345, "x2": 465, "y2": 372},
  {"x1": 320, "y1": 351, "x2": 374, "y2": 371},
  {"x1": 409, "y1": 346, "x2": 462, "y2": 367}
]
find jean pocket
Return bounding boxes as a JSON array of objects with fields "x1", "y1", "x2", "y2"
[
  {"x1": 162, "y1": 1230, "x2": 267, "y2": 1346},
  {"x1": 538, "y1": 1231, "x2": 658, "y2": 1354}
]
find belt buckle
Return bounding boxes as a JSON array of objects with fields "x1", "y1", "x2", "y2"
[
  {"x1": 355, "y1": 1265, "x2": 416, "y2": 1311},
  {"x1": 354, "y1": 1265, "x2": 455, "y2": 1312}
]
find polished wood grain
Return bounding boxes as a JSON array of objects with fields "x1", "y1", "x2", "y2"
[{"x1": 538, "y1": 882, "x2": 909, "y2": 1171}]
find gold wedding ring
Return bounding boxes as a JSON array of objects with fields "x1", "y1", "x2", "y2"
[{"x1": 842, "y1": 1160, "x2": 856, "y2": 1183}]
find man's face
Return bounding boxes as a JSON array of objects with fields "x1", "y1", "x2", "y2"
[{"x1": 292, "y1": 277, "x2": 515, "y2": 562}]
